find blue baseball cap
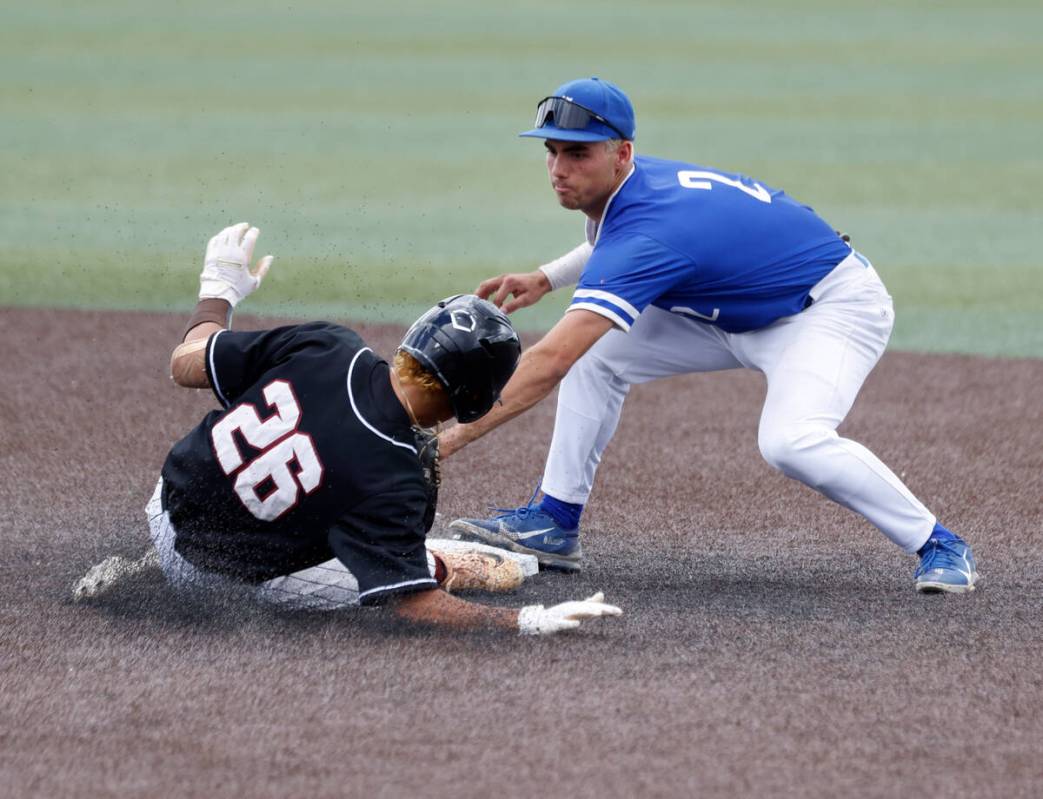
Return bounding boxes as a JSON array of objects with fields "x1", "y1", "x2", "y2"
[{"x1": 519, "y1": 77, "x2": 636, "y2": 142}]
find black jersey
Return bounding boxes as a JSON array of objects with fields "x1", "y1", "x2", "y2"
[{"x1": 160, "y1": 322, "x2": 437, "y2": 605}]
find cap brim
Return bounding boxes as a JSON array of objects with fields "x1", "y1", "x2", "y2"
[{"x1": 518, "y1": 126, "x2": 614, "y2": 142}]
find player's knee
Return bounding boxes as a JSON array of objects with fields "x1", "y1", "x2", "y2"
[{"x1": 757, "y1": 423, "x2": 831, "y2": 477}]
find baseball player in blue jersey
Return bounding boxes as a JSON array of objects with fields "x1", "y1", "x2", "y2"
[{"x1": 444, "y1": 77, "x2": 978, "y2": 594}]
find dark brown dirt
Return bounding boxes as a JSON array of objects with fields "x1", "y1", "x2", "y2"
[{"x1": 2, "y1": 307, "x2": 1041, "y2": 799}]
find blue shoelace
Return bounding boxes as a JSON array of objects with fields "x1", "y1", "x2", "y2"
[
  {"x1": 919, "y1": 538, "x2": 967, "y2": 573},
  {"x1": 488, "y1": 483, "x2": 544, "y2": 520}
]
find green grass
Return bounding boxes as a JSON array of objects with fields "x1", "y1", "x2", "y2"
[{"x1": 3, "y1": 0, "x2": 1041, "y2": 356}]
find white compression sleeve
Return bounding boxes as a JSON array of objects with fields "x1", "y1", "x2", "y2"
[{"x1": 538, "y1": 241, "x2": 593, "y2": 291}]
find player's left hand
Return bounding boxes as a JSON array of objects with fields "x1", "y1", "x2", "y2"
[
  {"x1": 518, "y1": 591, "x2": 623, "y2": 635},
  {"x1": 199, "y1": 222, "x2": 274, "y2": 306}
]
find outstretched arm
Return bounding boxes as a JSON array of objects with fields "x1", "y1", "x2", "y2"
[
  {"x1": 170, "y1": 223, "x2": 274, "y2": 388},
  {"x1": 438, "y1": 308, "x2": 614, "y2": 458},
  {"x1": 391, "y1": 588, "x2": 622, "y2": 635},
  {"x1": 392, "y1": 588, "x2": 518, "y2": 631}
]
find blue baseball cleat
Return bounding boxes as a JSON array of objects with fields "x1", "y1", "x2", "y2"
[
  {"x1": 915, "y1": 535, "x2": 979, "y2": 593},
  {"x1": 448, "y1": 498, "x2": 583, "y2": 573}
]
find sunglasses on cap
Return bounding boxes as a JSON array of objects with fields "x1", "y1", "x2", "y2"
[{"x1": 533, "y1": 96, "x2": 628, "y2": 139}]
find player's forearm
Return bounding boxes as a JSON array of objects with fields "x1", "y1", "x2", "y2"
[
  {"x1": 538, "y1": 241, "x2": 592, "y2": 291},
  {"x1": 392, "y1": 588, "x2": 519, "y2": 632},
  {"x1": 395, "y1": 587, "x2": 624, "y2": 635},
  {"x1": 182, "y1": 298, "x2": 232, "y2": 344},
  {"x1": 169, "y1": 298, "x2": 232, "y2": 388}
]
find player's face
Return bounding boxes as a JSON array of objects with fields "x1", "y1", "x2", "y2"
[{"x1": 544, "y1": 139, "x2": 630, "y2": 217}]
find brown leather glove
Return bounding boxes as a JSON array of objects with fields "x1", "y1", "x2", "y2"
[{"x1": 438, "y1": 550, "x2": 524, "y2": 594}]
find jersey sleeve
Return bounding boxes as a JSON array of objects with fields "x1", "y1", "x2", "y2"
[
  {"x1": 205, "y1": 323, "x2": 344, "y2": 408},
  {"x1": 569, "y1": 233, "x2": 691, "y2": 331},
  {"x1": 327, "y1": 483, "x2": 437, "y2": 606}
]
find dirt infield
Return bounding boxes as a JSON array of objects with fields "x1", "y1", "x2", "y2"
[{"x1": 2, "y1": 307, "x2": 1041, "y2": 798}]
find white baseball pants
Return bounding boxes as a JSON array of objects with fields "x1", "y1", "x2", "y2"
[
  {"x1": 541, "y1": 253, "x2": 936, "y2": 554},
  {"x1": 147, "y1": 478, "x2": 364, "y2": 610}
]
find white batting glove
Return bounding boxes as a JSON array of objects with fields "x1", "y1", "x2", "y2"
[
  {"x1": 517, "y1": 591, "x2": 623, "y2": 635},
  {"x1": 199, "y1": 222, "x2": 274, "y2": 306}
]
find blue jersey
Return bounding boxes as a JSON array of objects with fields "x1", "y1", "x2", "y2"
[{"x1": 571, "y1": 155, "x2": 852, "y2": 334}]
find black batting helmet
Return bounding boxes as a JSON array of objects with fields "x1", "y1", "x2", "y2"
[{"x1": 399, "y1": 295, "x2": 522, "y2": 423}]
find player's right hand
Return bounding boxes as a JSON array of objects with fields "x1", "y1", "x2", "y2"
[
  {"x1": 517, "y1": 591, "x2": 623, "y2": 635},
  {"x1": 476, "y1": 270, "x2": 551, "y2": 314},
  {"x1": 199, "y1": 222, "x2": 274, "y2": 306}
]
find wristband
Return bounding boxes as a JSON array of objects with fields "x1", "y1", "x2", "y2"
[
  {"x1": 183, "y1": 298, "x2": 232, "y2": 341},
  {"x1": 538, "y1": 241, "x2": 593, "y2": 291},
  {"x1": 517, "y1": 604, "x2": 545, "y2": 635}
]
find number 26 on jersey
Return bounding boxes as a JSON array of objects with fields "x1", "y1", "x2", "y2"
[{"x1": 210, "y1": 380, "x2": 324, "y2": 521}]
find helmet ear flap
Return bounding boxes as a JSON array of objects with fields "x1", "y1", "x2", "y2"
[{"x1": 399, "y1": 295, "x2": 521, "y2": 423}]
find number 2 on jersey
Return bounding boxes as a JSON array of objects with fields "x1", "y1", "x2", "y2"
[
  {"x1": 210, "y1": 380, "x2": 324, "y2": 521},
  {"x1": 677, "y1": 170, "x2": 771, "y2": 203}
]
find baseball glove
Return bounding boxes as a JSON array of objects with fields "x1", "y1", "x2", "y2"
[{"x1": 439, "y1": 549, "x2": 524, "y2": 594}]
